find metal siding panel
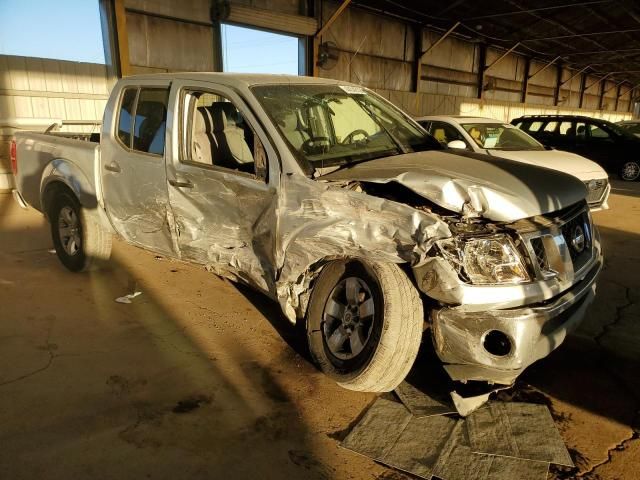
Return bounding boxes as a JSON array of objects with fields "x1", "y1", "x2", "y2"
[{"x1": 7, "y1": 56, "x2": 29, "y2": 91}]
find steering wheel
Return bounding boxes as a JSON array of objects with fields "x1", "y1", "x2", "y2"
[
  {"x1": 342, "y1": 129, "x2": 370, "y2": 144},
  {"x1": 302, "y1": 136, "x2": 331, "y2": 154}
]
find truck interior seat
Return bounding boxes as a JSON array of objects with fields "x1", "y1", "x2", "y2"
[
  {"x1": 209, "y1": 102, "x2": 254, "y2": 168},
  {"x1": 280, "y1": 111, "x2": 310, "y2": 150},
  {"x1": 192, "y1": 107, "x2": 217, "y2": 164},
  {"x1": 136, "y1": 101, "x2": 166, "y2": 153}
]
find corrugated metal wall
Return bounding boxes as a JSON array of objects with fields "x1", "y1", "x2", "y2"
[
  {"x1": 318, "y1": 0, "x2": 633, "y2": 120},
  {"x1": 0, "y1": 54, "x2": 109, "y2": 189},
  {"x1": 1, "y1": 0, "x2": 634, "y2": 190}
]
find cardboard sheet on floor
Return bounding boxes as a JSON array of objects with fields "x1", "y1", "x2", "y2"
[
  {"x1": 466, "y1": 402, "x2": 574, "y2": 467},
  {"x1": 395, "y1": 381, "x2": 457, "y2": 417},
  {"x1": 433, "y1": 421, "x2": 549, "y2": 480},
  {"x1": 341, "y1": 398, "x2": 551, "y2": 480},
  {"x1": 340, "y1": 398, "x2": 412, "y2": 459}
]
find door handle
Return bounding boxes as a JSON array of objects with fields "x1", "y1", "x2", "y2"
[
  {"x1": 169, "y1": 178, "x2": 194, "y2": 188},
  {"x1": 104, "y1": 161, "x2": 121, "y2": 173}
]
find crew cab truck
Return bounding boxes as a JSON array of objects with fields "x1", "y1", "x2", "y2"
[{"x1": 12, "y1": 74, "x2": 603, "y2": 397}]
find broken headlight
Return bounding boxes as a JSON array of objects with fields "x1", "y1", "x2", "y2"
[{"x1": 438, "y1": 234, "x2": 530, "y2": 285}]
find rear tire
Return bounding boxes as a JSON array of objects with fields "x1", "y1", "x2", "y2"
[
  {"x1": 306, "y1": 259, "x2": 423, "y2": 392},
  {"x1": 49, "y1": 191, "x2": 112, "y2": 272},
  {"x1": 620, "y1": 161, "x2": 640, "y2": 181}
]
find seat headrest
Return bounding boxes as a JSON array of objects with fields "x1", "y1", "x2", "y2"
[
  {"x1": 137, "y1": 101, "x2": 165, "y2": 121},
  {"x1": 210, "y1": 102, "x2": 240, "y2": 130},
  {"x1": 194, "y1": 107, "x2": 213, "y2": 134}
]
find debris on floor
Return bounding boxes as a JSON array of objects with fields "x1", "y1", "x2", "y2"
[
  {"x1": 450, "y1": 384, "x2": 511, "y2": 417},
  {"x1": 341, "y1": 385, "x2": 572, "y2": 480},
  {"x1": 115, "y1": 291, "x2": 142, "y2": 304}
]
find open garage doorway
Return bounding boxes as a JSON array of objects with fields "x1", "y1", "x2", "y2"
[{"x1": 221, "y1": 24, "x2": 303, "y2": 75}]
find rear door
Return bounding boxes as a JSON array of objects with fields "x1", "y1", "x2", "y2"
[
  {"x1": 165, "y1": 80, "x2": 279, "y2": 294},
  {"x1": 100, "y1": 81, "x2": 177, "y2": 255}
]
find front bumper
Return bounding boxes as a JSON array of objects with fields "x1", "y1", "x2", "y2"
[{"x1": 430, "y1": 256, "x2": 602, "y2": 385}]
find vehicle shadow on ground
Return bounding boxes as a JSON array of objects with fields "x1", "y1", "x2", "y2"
[
  {"x1": 0, "y1": 197, "x2": 331, "y2": 480},
  {"x1": 609, "y1": 179, "x2": 640, "y2": 199}
]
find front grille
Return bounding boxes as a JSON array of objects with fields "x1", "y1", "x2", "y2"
[
  {"x1": 530, "y1": 237, "x2": 548, "y2": 271},
  {"x1": 560, "y1": 210, "x2": 593, "y2": 272},
  {"x1": 584, "y1": 179, "x2": 608, "y2": 207},
  {"x1": 522, "y1": 201, "x2": 595, "y2": 279}
]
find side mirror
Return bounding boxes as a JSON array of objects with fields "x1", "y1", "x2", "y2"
[{"x1": 447, "y1": 140, "x2": 467, "y2": 150}]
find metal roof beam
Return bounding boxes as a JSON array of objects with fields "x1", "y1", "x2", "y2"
[
  {"x1": 559, "y1": 65, "x2": 591, "y2": 87},
  {"x1": 484, "y1": 42, "x2": 521, "y2": 73},
  {"x1": 420, "y1": 22, "x2": 460, "y2": 57},
  {"x1": 463, "y1": 0, "x2": 612, "y2": 21},
  {"x1": 528, "y1": 56, "x2": 561, "y2": 80}
]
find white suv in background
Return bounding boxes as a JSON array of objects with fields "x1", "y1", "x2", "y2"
[{"x1": 416, "y1": 116, "x2": 610, "y2": 210}]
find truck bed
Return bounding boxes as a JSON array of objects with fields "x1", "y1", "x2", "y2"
[{"x1": 14, "y1": 131, "x2": 101, "y2": 214}]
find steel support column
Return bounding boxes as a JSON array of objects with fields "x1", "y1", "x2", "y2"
[
  {"x1": 412, "y1": 26, "x2": 423, "y2": 92},
  {"x1": 113, "y1": 0, "x2": 130, "y2": 77},
  {"x1": 553, "y1": 63, "x2": 563, "y2": 105},
  {"x1": 477, "y1": 43, "x2": 487, "y2": 99},
  {"x1": 521, "y1": 57, "x2": 531, "y2": 103},
  {"x1": 578, "y1": 73, "x2": 587, "y2": 108}
]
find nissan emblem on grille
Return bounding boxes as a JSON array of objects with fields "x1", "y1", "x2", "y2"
[{"x1": 572, "y1": 224, "x2": 586, "y2": 253}]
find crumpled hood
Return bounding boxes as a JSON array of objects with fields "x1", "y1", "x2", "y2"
[
  {"x1": 321, "y1": 150, "x2": 587, "y2": 222},
  {"x1": 486, "y1": 149, "x2": 607, "y2": 182}
]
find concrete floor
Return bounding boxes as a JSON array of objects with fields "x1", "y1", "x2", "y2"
[{"x1": 0, "y1": 182, "x2": 638, "y2": 480}]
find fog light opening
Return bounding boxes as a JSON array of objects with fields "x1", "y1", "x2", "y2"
[{"x1": 483, "y1": 330, "x2": 512, "y2": 357}]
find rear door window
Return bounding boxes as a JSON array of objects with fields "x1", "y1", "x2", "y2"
[
  {"x1": 132, "y1": 88, "x2": 170, "y2": 155},
  {"x1": 117, "y1": 88, "x2": 137, "y2": 148},
  {"x1": 116, "y1": 87, "x2": 169, "y2": 155}
]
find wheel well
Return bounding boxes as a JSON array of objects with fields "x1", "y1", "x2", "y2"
[{"x1": 42, "y1": 182, "x2": 76, "y2": 219}]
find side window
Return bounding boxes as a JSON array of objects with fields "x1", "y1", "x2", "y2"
[
  {"x1": 117, "y1": 88, "x2": 137, "y2": 148},
  {"x1": 528, "y1": 121, "x2": 543, "y2": 132},
  {"x1": 558, "y1": 121, "x2": 575, "y2": 136},
  {"x1": 576, "y1": 122, "x2": 587, "y2": 140},
  {"x1": 543, "y1": 121, "x2": 558, "y2": 133},
  {"x1": 589, "y1": 124, "x2": 611, "y2": 139},
  {"x1": 183, "y1": 90, "x2": 267, "y2": 180},
  {"x1": 430, "y1": 121, "x2": 466, "y2": 146},
  {"x1": 133, "y1": 88, "x2": 169, "y2": 155}
]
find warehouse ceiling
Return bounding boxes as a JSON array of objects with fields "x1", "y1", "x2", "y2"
[{"x1": 353, "y1": 0, "x2": 640, "y2": 88}]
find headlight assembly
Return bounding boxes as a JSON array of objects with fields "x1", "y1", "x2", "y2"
[{"x1": 438, "y1": 234, "x2": 530, "y2": 285}]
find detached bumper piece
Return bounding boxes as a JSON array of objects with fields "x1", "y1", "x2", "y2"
[{"x1": 431, "y1": 257, "x2": 601, "y2": 385}]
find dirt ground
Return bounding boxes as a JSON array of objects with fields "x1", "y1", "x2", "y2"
[{"x1": 0, "y1": 180, "x2": 638, "y2": 480}]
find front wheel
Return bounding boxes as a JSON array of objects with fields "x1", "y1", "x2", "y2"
[
  {"x1": 306, "y1": 259, "x2": 424, "y2": 392},
  {"x1": 49, "y1": 191, "x2": 112, "y2": 272},
  {"x1": 620, "y1": 161, "x2": 640, "y2": 181}
]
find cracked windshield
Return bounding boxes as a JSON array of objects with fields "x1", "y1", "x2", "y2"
[{"x1": 253, "y1": 84, "x2": 440, "y2": 173}]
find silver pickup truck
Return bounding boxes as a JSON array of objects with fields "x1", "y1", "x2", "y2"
[{"x1": 11, "y1": 73, "x2": 602, "y2": 395}]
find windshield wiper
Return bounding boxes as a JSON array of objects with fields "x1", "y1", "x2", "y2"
[
  {"x1": 352, "y1": 97, "x2": 408, "y2": 155},
  {"x1": 316, "y1": 149, "x2": 402, "y2": 176}
]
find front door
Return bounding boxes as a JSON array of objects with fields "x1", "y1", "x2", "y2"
[
  {"x1": 100, "y1": 82, "x2": 176, "y2": 255},
  {"x1": 165, "y1": 81, "x2": 279, "y2": 294}
]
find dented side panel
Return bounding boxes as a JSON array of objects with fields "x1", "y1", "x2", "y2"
[{"x1": 274, "y1": 175, "x2": 452, "y2": 320}]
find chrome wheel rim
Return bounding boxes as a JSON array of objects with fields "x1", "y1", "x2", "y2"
[
  {"x1": 622, "y1": 162, "x2": 640, "y2": 181},
  {"x1": 322, "y1": 277, "x2": 376, "y2": 360},
  {"x1": 58, "y1": 206, "x2": 81, "y2": 256}
]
